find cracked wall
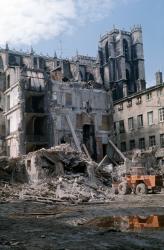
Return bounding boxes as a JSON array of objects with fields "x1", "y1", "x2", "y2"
[{"x1": 50, "y1": 80, "x2": 113, "y2": 161}]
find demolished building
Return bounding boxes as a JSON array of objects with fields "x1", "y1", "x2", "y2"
[
  {"x1": 1, "y1": 26, "x2": 164, "y2": 162},
  {"x1": 0, "y1": 44, "x2": 113, "y2": 159}
]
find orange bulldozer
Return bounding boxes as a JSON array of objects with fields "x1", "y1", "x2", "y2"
[
  {"x1": 106, "y1": 140, "x2": 163, "y2": 195},
  {"x1": 112, "y1": 166, "x2": 163, "y2": 195}
]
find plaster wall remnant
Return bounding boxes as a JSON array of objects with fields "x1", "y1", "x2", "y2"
[
  {"x1": 50, "y1": 80, "x2": 113, "y2": 161},
  {"x1": 0, "y1": 42, "x2": 113, "y2": 158},
  {"x1": 2, "y1": 62, "x2": 50, "y2": 157}
]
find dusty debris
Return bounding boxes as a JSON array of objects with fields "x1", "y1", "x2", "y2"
[
  {"x1": 25, "y1": 144, "x2": 90, "y2": 181},
  {"x1": 0, "y1": 144, "x2": 115, "y2": 204},
  {"x1": 0, "y1": 176, "x2": 114, "y2": 204},
  {"x1": 0, "y1": 156, "x2": 28, "y2": 183},
  {"x1": 1, "y1": 143, "x2": 163, "y2": 204}
]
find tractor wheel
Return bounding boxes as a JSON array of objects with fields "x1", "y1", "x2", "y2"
[
  {"x1": 136, "y1": 183, "x2": 148, "y2": 195},
  {"x1": 118, "y1": 182, "x2": 128, "y2": 195}
]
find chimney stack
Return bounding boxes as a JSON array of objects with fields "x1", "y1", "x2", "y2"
[{"x1": 156, "y1": 71, "x2": 163, "y2": 85}]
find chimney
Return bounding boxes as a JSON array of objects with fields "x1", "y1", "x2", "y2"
[{"x1": 156, "y1": 71, "x2": 163, "y2": 85}]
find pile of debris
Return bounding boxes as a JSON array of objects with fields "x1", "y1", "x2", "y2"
[
  {"x1": 25, "y1": 144, "x2": 92, "y2": 182},
  {"x1": 0, "y1": 156, "x2": 28, "y2": 183},
  {"x1": 127, "y1": 148, "x2": 162, "y2": 174},
  {"x1": 16, "y1": 174, "x2": 114, "y2": 204},
  {"x1": 0, "y1": 144, "x2": 114, "y2": 204}
]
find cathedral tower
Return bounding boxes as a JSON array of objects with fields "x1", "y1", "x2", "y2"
[{"x1": 98, "y1": 26, "x2": 146, "y2": 100}]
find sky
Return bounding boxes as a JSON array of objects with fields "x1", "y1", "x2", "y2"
[{"x1": 0, "y1": 0, "x2": 163, "y2": 86}]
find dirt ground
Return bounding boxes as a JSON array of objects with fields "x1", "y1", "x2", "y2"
[{"x1": 0, "y1": 192, "x2": 164, "y2": 250}]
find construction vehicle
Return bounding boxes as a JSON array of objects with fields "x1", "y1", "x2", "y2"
[
  {"x1": 112, "y1": 166, "x2": 163, "y2": 195},
  {"x1": 65, "y1": 116, "x2": 163, "y2": 194},
  {"x1": 107, "y1": 140, "x2": 163, "y2": 195}
]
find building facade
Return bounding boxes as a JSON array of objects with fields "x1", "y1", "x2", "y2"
[
  {"x1": 50, "y1": 80, "x2": 112, "y2": 161},
  {"x1": 0, "y1": 46, "x2": 113, "y2": 159},
  {"x1": 113, "y1": 77, "x2": 164, "y2": 153}
]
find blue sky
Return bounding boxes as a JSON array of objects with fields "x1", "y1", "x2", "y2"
[
  {"x1": 36, "y1": 0, "x2": 164, "y2": 86},
  {"x1": 1, "y1": 0, "x2": 164, "y2": 85}
]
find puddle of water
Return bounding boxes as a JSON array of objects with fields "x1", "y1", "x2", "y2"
[{"x1": 84, "y1": 215, "x2": 164, "y2": 232}]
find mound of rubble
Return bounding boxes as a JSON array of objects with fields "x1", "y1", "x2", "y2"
[
  {"x1": 25, "y1": 144, "x2": 89, "y2": 182},
  {"x1": 0, "y1": 144, "x2": 114, "y2": 204},
  {"x1": 0, "y1": 156, "x2": 28, "y2": 183}
]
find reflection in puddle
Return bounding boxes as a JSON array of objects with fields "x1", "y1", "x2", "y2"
[{"x1": 84, "y1": 215, "x2": 164, "y2": 232}]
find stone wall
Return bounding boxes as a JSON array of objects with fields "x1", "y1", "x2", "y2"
[{"x1": 50, "y1": 81, "x2": 113, "y2": 160}]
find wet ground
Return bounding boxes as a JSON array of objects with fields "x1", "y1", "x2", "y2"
[{"x1": 0, "y1": 193, "x2": 164, "y2": 250}]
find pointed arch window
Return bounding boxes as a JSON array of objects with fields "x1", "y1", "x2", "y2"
[{"x1": 105, "y1": 41, "x2": 109, "y2": 63}]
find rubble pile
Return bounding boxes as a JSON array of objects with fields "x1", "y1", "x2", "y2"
[
  {"x1": 0, "y1": 156, "x2": 9, "y2": 181},
  {"x1": 16, "y1": 175, "x2": 114, "y2": 204},
  {"x1": 0, "y1": 156, "x2": 28, "y2": 183},
  {"x1": 0, "y1": 144, "x2": 114, "y2": 204},
  {"x1": 25, "y1": 144, "x2": 90, "y2": 182},
  {"x1": 130, "y1": 148, "x2": 162, "y2": 174},
  {"x1": 0, "y1": 184, "x2": 21, "y2": 202}
]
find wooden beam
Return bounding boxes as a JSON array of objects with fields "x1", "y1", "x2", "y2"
[{"x1": 66, "y1": 114, "x2": 82, "y2": 153}]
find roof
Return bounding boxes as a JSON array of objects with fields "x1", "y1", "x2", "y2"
[{"x1": 114, "y1": 83, "x2": 164, "y2": 105}]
